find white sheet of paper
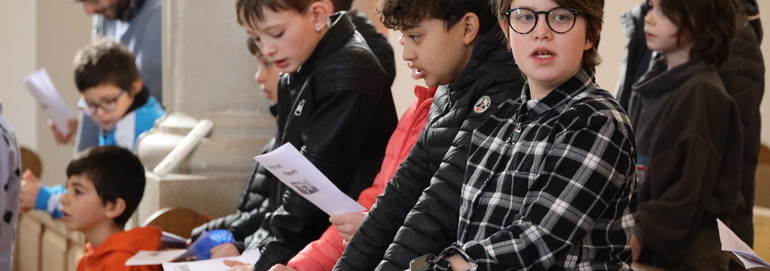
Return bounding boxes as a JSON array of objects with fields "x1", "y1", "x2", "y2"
[
  {"x1": 125, "y1": 249, "x2": 186, "y2": 266},
  {"x1": 717, "y1": 219, "x2": 770, "y2": 269},
  {"x1": 23, "y1": 69, "x2": 76, "y2": 135},
  {"x1": 161, "y1": 250, "x2": 261, "y2": 271},
  {"x1": 254, "y1": 143, "x2": 365, "y2": 216}
]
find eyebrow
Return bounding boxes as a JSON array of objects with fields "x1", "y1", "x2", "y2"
[
  {"x1": 67, "y1": 182, "x2": 85, "y2": 189},
  {"x1": 257, "y1": 24, "x2": 283, "y2": 33}
]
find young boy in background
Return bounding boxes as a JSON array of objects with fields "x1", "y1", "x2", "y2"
[
  {"x1": 62, "y1": 146, "x2": 161, "y2": 271},
  {"x1": 21, "y1": 39, "x2": 166, "y2": 218}
]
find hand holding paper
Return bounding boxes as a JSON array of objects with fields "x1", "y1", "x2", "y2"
[
  {"x1": 24, "y1": 69, "x2": 76, "y2": 135},
  {"x1": 253, "y1": 143, "x2": 365, "y2": 216},
  {"x1": 717, "y1": 219, "x2": 770, "y2": 270}
]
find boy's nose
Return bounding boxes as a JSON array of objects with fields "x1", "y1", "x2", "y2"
[
  {"x1": 532, "y1": 20, "x2": 553, "y2": 40},
  {"x1": 60, "y1": 193, "x2": 71, "y2": 205},
  {"x1": 644, "y1": 12, "x2": 654, "y2": 26}
]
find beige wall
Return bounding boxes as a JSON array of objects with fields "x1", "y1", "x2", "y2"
[
  {"x1": 0, "y1": 1, "x2": 90, "y2": 183},
  {"x1": 371, "y1": 0, "x2": 770, "y2": 146},
  {"x1": 3, "y1": 1, "x2": 770, "y2": 180}
]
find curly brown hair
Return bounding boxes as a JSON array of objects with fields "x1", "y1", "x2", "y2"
[{"x1": 378, "y1": 0, "x2": 496, "y2": 33}]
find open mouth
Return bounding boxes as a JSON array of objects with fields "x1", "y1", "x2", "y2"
[
  {"x1": 274, "y1": 59, "x2": 289, "y2": 69},
  {"x1": 532, "y1": 49, "x2": 555, "y2": 59},
  {"x1": 408, "y1": 61, "x2": 425, "y2": 80}
]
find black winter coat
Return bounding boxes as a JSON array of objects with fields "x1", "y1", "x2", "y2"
[
  {"x1": 334, "y1": 27, "x2": 523, "y2": 271},
  {"x1": 250, "y1": 12, "x2": 397, "y2": 270},
  {"x1": 188, "y1": 10, "x2": 395, "y2": 253},
  {"x1": 190, "y1": 111, "x2": 277, "y2": 251},
  {"x1": 615, "y1": 1, "x2": 764, "y2": 247}
]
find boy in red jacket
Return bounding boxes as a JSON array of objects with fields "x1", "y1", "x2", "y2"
[{"x1": 61, "y1": 146, "x2": 161, "y2": 271}]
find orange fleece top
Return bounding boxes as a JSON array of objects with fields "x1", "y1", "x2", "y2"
[{"x1": 77, "y1": 226, "x2": 162, "y2": 271}]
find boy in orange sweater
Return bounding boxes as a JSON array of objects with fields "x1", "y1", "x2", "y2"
[{"x1": 61, "y1": 146, "x2": 161, "y2": 271}]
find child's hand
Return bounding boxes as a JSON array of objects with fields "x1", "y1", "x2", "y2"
[
  {"x1": 268, "y1": 264, "x2": 296, "y2": 271},
  {"x1": 223, "y1": 259, "x2": 253, "y2": 270},
  {"x1": 210, "y1": 243, "x2": 241, "y2": 259},
  {"x1": 19, "y1": 170, "x2": 42, "y2": 213},
  {"x1": 630, "y1": 234, "x2": 641, "y2": 263},
  {"x1": 329, "y1": 212, "x2": 367, "y2": 245},
  {"x1": 49, "y1": 118, "x2": 78, "y2": 144}
]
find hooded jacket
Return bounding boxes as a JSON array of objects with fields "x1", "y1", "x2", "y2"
[
  {"x1": 616, "y1": 1, "x2": 764, "y2": 248},
  {"x1": 629, "y1": 57, "x2": 742, "y2": 269},
  {"x1": 334, "y1": 27, "x2": 523, "y2": 271}
]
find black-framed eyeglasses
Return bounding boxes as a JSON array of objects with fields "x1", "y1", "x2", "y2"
[
  {"x1": 503, "y1": 7, "x2": 582, "y2": 35},
  {"x1": 79, "y1": 90, "x2": 126, "y2": 116}
]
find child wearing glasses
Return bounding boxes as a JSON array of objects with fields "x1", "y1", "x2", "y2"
[
  {"x1": 628, "y1": 0, "x2": 741, "y2": 269},
  {"x1": 20, "y1": 39, "x2": 165, "y2": 218},
  {"x1": 409, "y1": 0, "x2": 637, "y2": 269}
]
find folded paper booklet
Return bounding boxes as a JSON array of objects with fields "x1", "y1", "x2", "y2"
[
  {"x1": 253, "y1": 143, "x2": 365, "y2": 216},
  {"x1": 718, "y1": 219, "x2": 770, "y2": 270},
  {"x1": 23, "y1": 69, "x2": 75, "y2": 135},
  {"x1": 161, "y1": 250, "x2": 261, "y2": 271}
]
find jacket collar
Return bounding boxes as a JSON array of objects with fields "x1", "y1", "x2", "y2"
[
  {"x1": 517, "y1": 69, "x2": 594, "y2": 122},
  {"x1": 125, "y1": 85, "x2": 150, "y2": 115},
  {"x1": 296, "y1": 12, "x2": 356, "y2": 79},
  {"x1": 449, "y1": 27, "x2": 514, "y2": 101},
  {"x1": 632, "y1": 55, "x2": 712, "y2": 97}
]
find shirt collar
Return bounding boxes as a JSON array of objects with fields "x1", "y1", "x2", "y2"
[{"x1": 517, "y1": 69, "x2": 594, "y2": 122}]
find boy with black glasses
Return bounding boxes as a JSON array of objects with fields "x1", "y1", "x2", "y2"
[
  {"x1": 414, "y1": 0, "x2": 637, "y2": 269},
  {"x1": 20, "y1": 39, "x2": 165, "y2": 218}
]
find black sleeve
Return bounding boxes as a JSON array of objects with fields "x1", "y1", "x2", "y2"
[
  {"x1": 254, "y1": 52, "x2": 393, "y2": 270},
  {"x1": 377, "y1": 73, "x2": 521, "y2": 270},
  {"x1": 190, "y1": 141, "x2": 276, "y2": 242},
  {"x1": 333, "y1": 135, "x2": 439, "y2": 271}
]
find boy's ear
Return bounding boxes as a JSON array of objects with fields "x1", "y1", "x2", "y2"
[
  {"x1": 461, "y1": 12, "x2": 481, "y2": 46},
  {"x1": 104, "y1": 198, "x2": 126, "y2": 220},
  {"x1": 500, "y1": 21, "x2": 510, "y2": 44},
  {"x1": 583, "y1": 25, "x2": 600, "y2": 51},
  {"x1": 309, "y1": 2, "x2": 330, "y2": 31},
  {"x1": 130, "y1": 79, "x2": 143, "y2": 95}
]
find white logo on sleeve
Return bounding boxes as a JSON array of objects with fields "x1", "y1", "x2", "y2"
[{"x1": 474, "y1": 96, "x2": 491, "y2": 113}]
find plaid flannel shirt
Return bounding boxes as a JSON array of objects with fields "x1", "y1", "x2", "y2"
[{"x1": 444, "y1": 70, "x2": 636, "y2": 270}]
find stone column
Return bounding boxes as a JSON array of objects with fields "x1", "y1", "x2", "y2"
[{"x1": 134, "y1": 0, "x2": 275, "y2": 224}]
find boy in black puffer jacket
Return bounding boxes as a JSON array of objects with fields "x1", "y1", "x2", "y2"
[{"x1": 333, "y1": 1, "x2": 524, "y2": 270}]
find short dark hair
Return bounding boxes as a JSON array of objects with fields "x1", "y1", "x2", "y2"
[
  {"x1": 66, "y1": 146, "x2": 146, "y2": 227},
  {"x1": 657, "y1": 0, "x2": 737, "y2": 65},
  {"x1": 493, "y1": 0, "x2": 604, "y2": 72},
  {"x1": 331, "y1": 0, "x2": 353, "y2": 11},
  {"x1": 236, "y1": 0, "x2": 321, "y2": 28},
  {"x1": 247, "y1": 37, "x2": 261, "y2": 58},
  {"x1": 73, "y1": 39, "x2": 139, "y2": 92},
  {"x1": 378, "y1": 0, "x2": 496, "y2": 34}
]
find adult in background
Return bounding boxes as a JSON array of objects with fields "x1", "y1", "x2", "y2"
[{"x1": 55, "y1": 0, "x2": 162, "y2": 152}]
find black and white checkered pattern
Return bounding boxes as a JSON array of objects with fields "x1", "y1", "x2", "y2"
[{"x1": 450, "y1": 70, "x2": 637, "y2": 270}]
